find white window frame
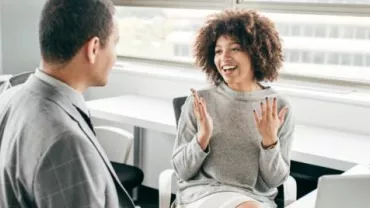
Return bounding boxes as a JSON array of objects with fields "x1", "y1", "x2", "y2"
[
  {"x1": 113, "y1": 0, "x2": 370, "y2": 16},
  {"x1": 235, "y1": 1, "x2": 370, "y2": 17},
  {"x1": 112, "y1": 0, "x2": 235, "y2": 10}
]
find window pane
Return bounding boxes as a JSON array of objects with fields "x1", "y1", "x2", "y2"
[
  {"x1": 291, "y1": 24, "x2": 301, "y2": 36},
  {"x1": 327, "y1": 52, "x2": 340, "y2": 65},
  {"x1": 340, "y1": 53, "x2": 351, "y2": 65},
  {"x1": 302, "y1": 24, "x2": 314, "y2": 37},
  {"x1": 302, "y1": 51, "x2": 312, "y2": 63},
  {"x1": 355, "y1": 27, "x2": 367, "y2": 39},
  {"x1": 312, "y1": 51, "x2": 325, "y2": 64},
  {"x1": 366, "y1": 55, "x2": 370, "y2": 66},
  {"x1": 314, "y1": 25, "x2": 327, "y2": 37},
  {"x1": 289, "y1": 50, "x2": 300, "y2": 62},
  {"x1": 329, "y1": 26, "x2": 339, "y2": 38},
  {"x1": 353, "y1": 53, "x2": 364, "y2": 66},
  {"x1": 115, "y1": 7, "x2": 216, "y2": 62},
  {"x1": 117, "y1": 6, "x2": 370, "y2": 83},
  {"x1": 265, "y1": 12, "x2": 370, "y2": 82}
]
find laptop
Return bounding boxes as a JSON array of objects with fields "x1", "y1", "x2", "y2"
[{"x1": 315, "y1": 174, "x2": 370, "y2": 208}]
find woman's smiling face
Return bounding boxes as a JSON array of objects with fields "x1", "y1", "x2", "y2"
[{"x1": 214, "y1": 35, "x2": 254, "y2": 87}]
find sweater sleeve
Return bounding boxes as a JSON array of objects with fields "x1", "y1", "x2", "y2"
[
  {"x1": 258, "y1": 103, "x2": 295, "y2": 188},
  {"x1": 171, "y1": 95, "x2": 210, "y2": 181}
]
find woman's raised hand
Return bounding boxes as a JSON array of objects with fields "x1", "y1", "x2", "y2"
[
  {"x1": 253, "y1": 97, "x2": 288, "y2": 147},
  {"x1": 191, "y1": 88, "x2": 213, "y2": 150}
]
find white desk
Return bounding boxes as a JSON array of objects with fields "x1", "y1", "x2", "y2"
[
  {"x1": 86, "y1": 95, "x2": 370, "y2": 171},
  {"x1": 286, "y1": 164, "x2": 370, "y2": 208}
]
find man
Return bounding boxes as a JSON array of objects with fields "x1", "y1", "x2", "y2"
[{"x1": 0, "y1": 0, "x2": 135, "y2": 207}]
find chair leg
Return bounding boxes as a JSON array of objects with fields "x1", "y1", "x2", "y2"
[{"x1": 132, "y1": 187, "x2": 139, "y2": 201}]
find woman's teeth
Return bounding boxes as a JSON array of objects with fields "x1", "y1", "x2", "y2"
[
  {"x1": 222, "y1": 66, "x2": 237, "y2": 72},
  {"x1": 223, "y1": 66, "x2": 237, "y2": 70}
]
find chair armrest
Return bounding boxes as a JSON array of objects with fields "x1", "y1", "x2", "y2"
[
  {"x1": 159, "y1": 169, "x2": 176, "y2": 208},
  {"x1": 283, "y1": 175, "x2": 297, "y2": 207}
]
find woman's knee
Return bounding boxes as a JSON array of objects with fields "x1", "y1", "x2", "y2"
[{"x1": 236, "y1": 201, "x2": 262, "y2": 208}]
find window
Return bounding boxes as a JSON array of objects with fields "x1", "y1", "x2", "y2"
[
  {"x1": 115, "y1": 0, "x2": 370, "y2": 83},
  {"x1": 328, "y1": 26, "x2": 339, "y2": 38},
  {"x1": 115, "y1": 7, "x2": 215, "y2": 63},
  {"x1": 355, "y1": 27, "x2": 368, "y2": 39},
  {"x1": 313, "y1": 25, "x2": 327, "y2": 37},
  {"x1": 353, "y1": 53, "x2": 364, "y2": 66},
  {"x1": 174, "y1": 44, "x2": 190, "y2": 57},
  {"x1": 291, "y1": 24, "x2": 302, "y2": 36},
  {"x1": 327, "y1": 52, "x2": 340, "y2": 65},
  {"x1": 303, "y1": 24, "x2": 314, "y2": 37}
]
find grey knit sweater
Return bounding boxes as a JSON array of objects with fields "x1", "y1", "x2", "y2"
[{"x1": 171, "y1": 82, "x2": 295, "y2": 207}]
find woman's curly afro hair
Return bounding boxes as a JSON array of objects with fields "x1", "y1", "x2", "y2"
[{"x1": 193, "y1": 9, "x2": 283, "y2": 85}]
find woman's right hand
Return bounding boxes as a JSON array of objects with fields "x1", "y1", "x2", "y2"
[{"x1": 191, "y1": 88, "x2": 213, "y2": 150}]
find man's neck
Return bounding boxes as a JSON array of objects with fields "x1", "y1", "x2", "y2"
[{"x1": 41, "y1": 62, "x2": 88, "y2": 93}]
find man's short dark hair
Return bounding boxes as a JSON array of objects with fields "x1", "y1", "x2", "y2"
[{"x1": 39, "y1": 0, "x2": 115, "y2": 65}]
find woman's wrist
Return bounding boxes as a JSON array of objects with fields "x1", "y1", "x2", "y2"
[
  {"x1": 197, "y1": 133, "x2": 211, "y2": 150},
  {"x1": 262, "y1": 136, "x2": 278, "y2": 149}
]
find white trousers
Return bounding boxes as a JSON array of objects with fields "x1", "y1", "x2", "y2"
[{"x1": 179, "y1": 192, "x2": 262, "y2": 208}]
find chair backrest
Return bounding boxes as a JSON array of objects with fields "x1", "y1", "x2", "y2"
[
  {"x1": 172, "y1": 96, "x2": 187, "y2": 128},
  {"x1": 94, "y1": 126, "x2": 133, "y2": 164},
  {"x1": 0, "y1": 75, "x2": 12, "y2": 94},
  {"x1": 9, "y1": 71, "x2": 33, "y2": 87}
]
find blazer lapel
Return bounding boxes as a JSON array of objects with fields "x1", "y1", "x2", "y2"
[
  {"x1": 24, "y1": 76, "x2": 133, "y2": 202},
  {"x1": 66, "y1": 108, "x2": 134, "y2": 205}
]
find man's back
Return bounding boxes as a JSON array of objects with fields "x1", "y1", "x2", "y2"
[
  {"x1": 0, "y1": 75, "x2": 134, "y2": 208},
  {"x1": 0, "y1": 0, "x2": 134, "y2": 206}
]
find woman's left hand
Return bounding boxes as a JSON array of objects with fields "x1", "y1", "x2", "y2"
[{"x1": 253, "y1": 97, "x2": 288, "y2": 146}]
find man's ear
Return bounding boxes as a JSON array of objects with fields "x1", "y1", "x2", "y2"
[{"x1": 86, "y1": 37, "x2": 100, "y2": 64}]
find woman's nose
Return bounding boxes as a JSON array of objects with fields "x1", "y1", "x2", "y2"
[{"x1": 221, "y1": 51, "x2": 232, "y2": 61}]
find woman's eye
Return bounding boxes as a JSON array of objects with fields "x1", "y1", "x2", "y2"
[
  {"x1": 232, "y1": 47, "x2": 241, "y2": 51},
  {"x1": 215, "y1": 50, "x2": 221, "y2": 54}
]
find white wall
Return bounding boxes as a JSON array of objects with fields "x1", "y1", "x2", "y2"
[
  {"x1": 0, "y1": 0, "x2": 42, "y2": 75},
  {"x1": 87, "y1": 68, "x2": 370, "y2": 189}
]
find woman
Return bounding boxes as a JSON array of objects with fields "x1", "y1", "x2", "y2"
[{"x1": 171, "y1": 9, "x2": 295, "y2": 208}]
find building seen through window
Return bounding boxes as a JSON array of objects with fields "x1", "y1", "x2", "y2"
[{"x1": 115, "y1": 3, "x2": 370, "y2": 82}]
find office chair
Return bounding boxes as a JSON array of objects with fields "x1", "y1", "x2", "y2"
[
  {"x1": 94, "y1": 126, "x2": 144, "y2": 199},
  {"x1": 8, "y1": 71, "x2": 33, "y2": 87},
  {"x1": 159, "y1": 96, "x2": 297, "y2": 208},
  {"x1": 0, "y1": 75, "x2": 12, "y2": 94}
]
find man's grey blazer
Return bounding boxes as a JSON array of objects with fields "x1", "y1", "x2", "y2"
[{"x1": 0, "y1": 75, "x2": 135, "y2": 208}]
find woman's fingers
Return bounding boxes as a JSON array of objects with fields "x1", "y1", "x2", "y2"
[
  {"x1": 253, "y1": 109, "x2": 260, "y2": 128},
  {"x1": 198, "y1": 99, "x2": 206, "y2": 121},
  {"x1": 191, "y1": 88, "x2": 204, "y2": 121},
  {"x1": 192, "y1": 100, "x2": 199, "y2": 119},
  {"x1": 200, "y1": 97, "x2": 208, "y2": 111},
  {"x1": 191, "y1": 88, "x2": 200, "y2": 102},
  {"x1": 272, "y1": 97, "x2": 277, "y2": 117},
  {"x1": 265, "y1": 97, "x2": 271, "y2": 119},
  {"x1": 260, "y1": 101, "x2": 267, "y2": 121}
]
